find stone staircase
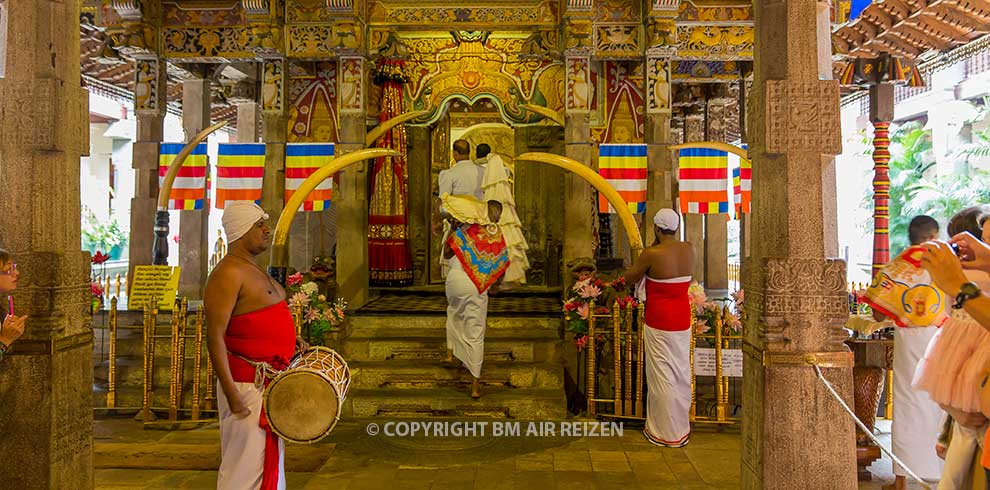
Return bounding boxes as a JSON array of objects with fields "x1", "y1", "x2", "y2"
[{"x1": 340, "y1": 311, "x2": 567, "y2": 419}]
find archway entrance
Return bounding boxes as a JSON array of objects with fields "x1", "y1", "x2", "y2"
[{"x1": 404, "y1": 97, "x2": 565, "y2": 288}]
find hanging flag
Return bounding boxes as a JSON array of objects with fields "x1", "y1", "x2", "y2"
[
  {"x1": 159, "y1": 143, "x2": 207, "y2": 210},
  {"x1": 597, "y1": 144, "x2": 648, "y2": 214},
  {"x1": 678, "y1": 147, "x2": 731, "y2": 216},
  {"x1": 216, "y1": 143, "x2": 265, "y2": 209},
  {"x1": 732, "y1": 145, "x2": 752, "y2": 215},
  {"x1": 285, "y1": 143, "x2": 334, "y2": 211}
]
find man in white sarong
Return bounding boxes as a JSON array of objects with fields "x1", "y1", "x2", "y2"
[
  {"x1": 863, "y1": 215, "x2": 944, "y2": 490},
  {"x1": 439, "y1": 140, "x2": 487, "y2": 362},
  {"x1": 623, "y1": 209, "x2": 695, "y2": 447},
  {"x1": 477, "y1": 143, "x2": 529, "y2": 285},
  {"x1": 441, "y1": 195, "x2": 509, "y2": 398}
]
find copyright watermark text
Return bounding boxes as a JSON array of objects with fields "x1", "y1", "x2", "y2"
[{"x1": 365, "y1": 421, "x2": 623, "y2": 438}]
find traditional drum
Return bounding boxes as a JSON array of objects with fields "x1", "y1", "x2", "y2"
[{"x1": 263, "y1": 346, "x2": 351, "y2": 444}]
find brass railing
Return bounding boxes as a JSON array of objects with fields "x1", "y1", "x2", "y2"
[{"x1": 584, "y1": 300, "x2": 742, "y2": 425}]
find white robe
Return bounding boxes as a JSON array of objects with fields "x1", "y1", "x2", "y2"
[
  {"x1": 445, "y1": 256, "x2": 488, "y2": 378},
  {"x1": 217, "y1": 381, "x2": 286, "y2": 490},
  {"x1": 892, "y1": 326, "x2": 944, "y2": 480},
  {"x1": 643, "y1": 325, "x2": 692, "y2": 447},
  {"x1": 937, "y1": 422, "x2": 983, "y2": 490},
  {"x1": 482, "y1": 153, "x2": 529, "y2": 285}
]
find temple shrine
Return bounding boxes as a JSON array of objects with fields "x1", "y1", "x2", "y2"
[{"x1": 2, "y1": 0, "x2": 990, "y2": 488}]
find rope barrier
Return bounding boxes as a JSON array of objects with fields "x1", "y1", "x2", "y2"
[{"x1": 812, "y1": 364, "x2": 932, "y2": 490}]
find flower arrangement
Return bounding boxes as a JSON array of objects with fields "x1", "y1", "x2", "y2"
[
  {"x1": 91, "y1": 281, "x2": 105, "y2": 314},
  {"x1": 564, "y1": 276, "x2": 637, "y2": 351},
  {"x1": 286, "y1": 272, "x2": 347, "y2": 346},
  {"x1": 849, "y1": 288, "x2": 872, "y2": 315},
  {"x1": 689, "y1": 283, "x2": 743, "y2": 339}
]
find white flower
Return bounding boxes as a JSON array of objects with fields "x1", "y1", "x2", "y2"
[{"x1": 300, "y1": 282, "x2": 319, "y2": 296}]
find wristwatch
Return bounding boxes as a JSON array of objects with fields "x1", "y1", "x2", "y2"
[{"x1": 953, "y1": 282, "x2": 982, "y2": 310}]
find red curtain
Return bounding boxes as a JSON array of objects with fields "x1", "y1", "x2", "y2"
[{"x1": 368, "y1": 59, "x2": 413, "y2": 286}]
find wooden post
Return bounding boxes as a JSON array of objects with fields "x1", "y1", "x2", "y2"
[{"x1": 870, "y1": 84, "x2": 894, "y2": 275}]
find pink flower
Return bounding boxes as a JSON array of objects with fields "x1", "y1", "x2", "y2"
[
  {"x1": 91, "y1": 282, "x2": 104, "y2": 297},
  {"x1": 688, "y1": 282, "x2": 707, "y2": 306},
  {"x1": 577, "y1": 303, "x2": 590, "y2": 320},
  {"x1": 305, "y1": 308, "x2": 323, "y2": 322},
  {"x1": 731, "y1": 289, "x2": 744, "y2": 305},
  {"x1": 694, "y1": 319, "x2": 711, "y2": 335},
  {"x1": 577, "y1": 282, "x2": 602, "y2": 300},
  {"x1": 289, "y1": 292, "x2": 310, "y2": 308},
  {"x1": 575, "y1": 335, "x2": 589, "y2": 352},
  {"x1": 171, "y1": 234, "x2": 181, "y2": 244},
  {"x1": 287, "y1": 272, "x2": 303, "y2": 287},
  {"x1": 724, "y1": 311, "x2": 742, "y2": 331}
]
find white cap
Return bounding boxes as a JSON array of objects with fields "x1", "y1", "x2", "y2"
[
  {"x1": 653, "y1": 208, "x2": 680, "y2": 232},
  {"x1": 222, "y1": 202, "x2": 269, "y2": 244}
]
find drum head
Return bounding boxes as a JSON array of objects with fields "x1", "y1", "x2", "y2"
[{"x1": 265, "y1": 369, "x2": 340, "y2": 444}]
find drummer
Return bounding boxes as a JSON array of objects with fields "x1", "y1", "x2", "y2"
[{"x1": 204, "y1": 202, "x2": 308, "y2": 490}]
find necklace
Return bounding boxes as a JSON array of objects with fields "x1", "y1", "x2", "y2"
[{"x1": 227, "y1": 253, "x2": 279, "y2": 296}]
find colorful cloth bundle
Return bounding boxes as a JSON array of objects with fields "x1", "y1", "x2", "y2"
[
  {"x1": 447, "y1": 224, "x2": 509, "y2": 294},
  {"x1": 863, "y1": 246, "x2": 950, "y2": 328}
]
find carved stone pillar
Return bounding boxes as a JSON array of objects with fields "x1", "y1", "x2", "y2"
[
  {"x1": 336, "y1": 58, "x2": 370, "y2": 307},
  {"x1": 236, "y1": 102, "x2": 260, "y2": 143},
  {"x1": 259, "y1": 58, "x2": 287, "y2": 269},
  {"x1": 644, "y1": 53, "x2": 675, "y2": 242},
  {"x1": 177, "y1": 78, "x2": 212, "y2": 299},
  {"x1": 128, "y1": 57, "x2": 167, "y2": 283},
  {"x1": 683, "y1": 113, "x2": 706, "y2": 283},
  {"x1": 562, "y1": 44, "x2": 594, "y2": 283},
  {"x1": 0, "y1": 0, "x2": 94, "y2": 487},
  {"x1": 742, "y1": 1, "x2": 855, "y2": 489}
]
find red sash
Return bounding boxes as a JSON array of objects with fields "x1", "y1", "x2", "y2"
[
  {"x1": 644, "y1": 278, "x2": 692, "y2": 331},
  {"x1": 224, "y1": 301, "x2": 296, "y2": 490}
]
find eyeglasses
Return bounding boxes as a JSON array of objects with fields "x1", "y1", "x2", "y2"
[{"x1": 0, "y1": 263, "x2": 17, "y2": 275}]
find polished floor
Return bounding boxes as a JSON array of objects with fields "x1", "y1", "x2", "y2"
[{"x1": 93, "y1": 417, "x2": 927, "y2": 489}]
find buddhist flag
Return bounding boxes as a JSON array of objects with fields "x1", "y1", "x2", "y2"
[
  {"x1": 159, "y1": 143, "x2": 207, "y2": 210},
  {"x1": 285, "y1": 143, "x2": 334, "y2": 211},
  {"x1": 216, "y1": 143, "x2": 265, "y2": 209},
  {"x1": 732, "y1": 144, "x2": 751, "y2": 215},
  {"x1": 598, "y1": 144, "x2": 648, "y2": 214},
  {"x1": 678, "y1": 147, "x2": 731, "y2": 216}
]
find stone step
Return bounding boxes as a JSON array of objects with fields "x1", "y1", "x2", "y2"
[
  {"x1": 341, "y1": 337, "x2": 560, "y2": 363},
  {"x1": 348, "y1": 314, "x2": 560, "y2": 335},
  {"x1": 93, "y1": 356, "x2": 211, "y2": 389},
  {"x1": 347, "y1": 360, "x2": 562, "y2": 390},
  {"x1": 343, "y1": 387, "x2": 567, "y2": 419}
]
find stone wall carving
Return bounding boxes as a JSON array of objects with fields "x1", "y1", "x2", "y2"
[
  {"x1": 594, "y1": 24, "x2": 642, "y2": 59},
  {"x1": 134, "y1": 58, "x2": 161, "y2": 114},
  {"x1": 677, "y1": 1, "x2": 752, "y2": 21},
  {"x1": 262, "y1": 59, "x2": 285, "y2": 112},
  {"x1": 566, "y1": 56, "x2": 592, "y2": 112},
  {"x1": 338, "y1": 56, "x2": 364, "y2": 113},
  {"x1": 163, "y1": 26, "x2": 263, "y2": 59},
  {"x1": 0, "y1": 80, "x2": 55, "y2": 149},
  {"x1": 764, "y1": 80, "x2": 842, "y2": 155},
  {"x1": 287, "y1": 23, "x2": 363, "y2": 57},
  {"x1": 367, "y1": 1, "x2": 558, "y2": 26},
  {"x1": 676, "y1": 25, "x2": 753, "y2": 60},
  {"x1": 646, "y1": 57, "x2": 671, "y2": 114}
]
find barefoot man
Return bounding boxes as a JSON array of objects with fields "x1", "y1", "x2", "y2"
[
  {"x1": 442, "y1": 195, "x2": 509, "y2": 398},
  {"x1": 205, "y1": 202, "x2": 306, "y2": 490},
  {"x1": 623, "y1": 208, "x2": 695, "y2": 447}
]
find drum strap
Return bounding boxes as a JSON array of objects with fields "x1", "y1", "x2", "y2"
[{"x1": 232, "y1": 353, "x2": 282, "y2": 390}]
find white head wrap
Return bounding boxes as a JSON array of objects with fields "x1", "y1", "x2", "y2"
[
  {"x1": 653, "y1": 208, "x2": 680, "y2": 232},
  {"x1": 222, "y1": 202, "x2": 269, "y2": 244}
]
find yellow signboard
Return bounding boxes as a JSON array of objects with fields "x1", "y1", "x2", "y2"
[{"x1": 128, "y1": 266, "x2": 181, "y2": 311}]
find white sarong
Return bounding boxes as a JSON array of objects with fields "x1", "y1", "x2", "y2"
[
  {"x1": 892, "y1": 326, "x2": 944, "y2": 480},
  {"x1": 643, "y1": 326, "x2": 692, "y2": 447},
  {"x1": 217, "y1": 381, "x2": 286, "y2": 490},
  {"x1": 937, "y1": 422, "x2": 983, "y2": 490},
  {"x1": 445, "y1": 257, "x2": 488, "y2": 378}
]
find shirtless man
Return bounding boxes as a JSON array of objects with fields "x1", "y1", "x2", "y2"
[
  {"x1": 205, "y1": 202, "x2": 305, "y2": 490},
  {"x1": 623, "y1": 208, "x2": 695, "y2": 447}
]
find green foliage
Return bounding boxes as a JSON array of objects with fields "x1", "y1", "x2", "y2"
[{"x1": 863, "y1": 112, "x2": 990, "y2": 256}]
